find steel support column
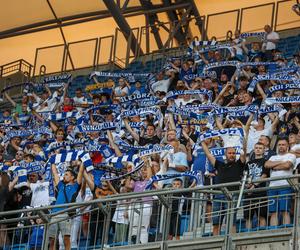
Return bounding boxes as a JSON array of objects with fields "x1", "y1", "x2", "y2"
[
  {"x1": 188, "y1": 0, "x2": 207, "y2": 40},
  {"x1": 140, "y1": 0, "x2": 163, "y2": 50},
  {"x1": 163, "y1": 0, "x2": 188, "y2": 45},
  {"x1": 103, "y1": 0, "x2": 144, "y2": 56},
  {"x1": 46, "y1": 0, "x2": 75, "y2": 71},
  {"x1": 163, "y1": 6, "x2": 193, "y2": 49}
]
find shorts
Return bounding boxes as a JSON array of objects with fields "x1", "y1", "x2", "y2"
[
  {"x1": 212, "y1": 194, "x2": 237, "y2": 226},
  {"x1": 48, "y1": 213, "x2": 72, "y2": 238},
  {"x1": 267, "y1": 188, "x2": 293, "y2": 213},
  {"x1": 243, "y1": 196, "x2": 268, "y2": 220}
]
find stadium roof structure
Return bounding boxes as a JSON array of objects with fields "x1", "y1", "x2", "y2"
[{"x1": 0, "y1": 0, "x2": 204, "y2": 52}]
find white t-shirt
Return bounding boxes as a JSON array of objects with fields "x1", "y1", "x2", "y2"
[
  {"x1": 233, "y1": 38, "x2": 245, "y2": 56},
  {"x1": 291, "y1": 144, "x2": 300, "y2": 168},
  {"x1": 114, "y1": 86, "x2": 129, "y2": 96},
  {"x1": 151, "y1": 79, "x2": 171, "y2": 93},
  {"x1": 247, "y1": 126, "x2": 272, "y2": 153},
  {"x1": 30, "y1": 181, "x2": 50, "y2": 207},
  {"x1": 34, "y1": 91, "x2": 60, "y2": 113},
  {"x1": 268, "y1": 153, "x2": 296, "y2": 187},
  {"x1": 263, "y1": 31, "x2": 279, "y2": 50},
  {"x1": 112, "y1": 200, "x2": 129, "y2": 224},
  {"x1": 73, "y1": 96, "x2": 88, "y2": 111}
]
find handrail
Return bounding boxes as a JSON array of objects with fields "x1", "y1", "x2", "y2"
[
  {"x1": 0, "y1": 174, "x2": 299, "y2": 218},
  {"x1": 0, "y1": 59, "x2": 33, "y2": 77}
]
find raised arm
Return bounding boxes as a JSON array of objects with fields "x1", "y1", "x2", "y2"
[
  {"x1": 76, "y1": 164, "x2": 84, "y2": 185},
  {"x1": 4, "y1": 92, "x2": 17, "y2": 108},
  {"x1": 214, "y1": 82, "x2": 231, "y2": 104},
  {"x1": 200, "y1": 140, "x2": 216, "y2": 166},
  {"x1": 256, "y1": 83, "x2": 267, "y2": 100},
  {"x1": 107, "y1": 130, "x2": 122, "y2": 157},
  {"x1": 51, "y1": 164, "x2": 60, "y2": 187},
  {"x1": 124, "y1": 118, "x2": 140, "y2": 142},
  {"x1": 9, "y1": 175, "x2": 19, "y2": 191},
  {"x1": 83, "y1": 170, "x2": 95, "y2": 191},
  {"x1": 107, "y1": 181, "x2": 118, "y2": 194}
]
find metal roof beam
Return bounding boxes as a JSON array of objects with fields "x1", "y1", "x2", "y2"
[
  {"x1": 139, "y1": 0, "x2": 163, "y2": 50},
  {"x1": 0, "y1": 3, "x2": 190, "y2": 40},
  {"x1": 163, "y1": 0, "x2": 187, "y2": 46},
  {"x1": 103, "y1": 0, "x2": 143, "y2": 56},
  {"x1": 188, "y1": 0, "x2": 207, "y2": 40},
  {"x1": 163, "y1": 6, "x2": 193, "y2": 49}
]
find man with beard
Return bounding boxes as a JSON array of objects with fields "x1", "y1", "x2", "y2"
[{"x1": 201, "y1": 140, "x2": 246, "y2": 235}]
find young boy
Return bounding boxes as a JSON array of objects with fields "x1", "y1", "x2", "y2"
[{"x1": 169, "y1": 178, "x2": 185, "y2": 240}]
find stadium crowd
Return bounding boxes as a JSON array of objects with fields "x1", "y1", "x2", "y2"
[{"x1": 0, "y1": 23, "x2": 300, "y2": 249}]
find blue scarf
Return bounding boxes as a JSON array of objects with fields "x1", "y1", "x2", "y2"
[
  {"x1": 240, "y1": 32, "x2": 266, "y2": 40},
  {"x1": 183, "y1": 72, "x2": 217, "y2": 81},
  {"x1": 77, "y1": 122, "x2": 120, "y2": 133},
  {"x1": 199, "y1": 128, "x2": 244, "y2": 142},
  {"x1": 48, "y1": 150, "x2": 93, "y2": 172},
  {"x1": 139, "y1": 145, "x2": 173, "y2": 157},
  {"x1": 248, "y1": 74, "x2": 298, "y2": 92},
  {"x1": 265, "y1": 96, "x2": 300, "y2": 105},
  {"x1": 101, "y1": 160, "x2": 145, "y2": 181},
  {"x1": 90, "y1": 71, "x2": 149, "y2": 83},
  {"x1": 145, "y1": 171, "x2": 203, "y2": 190},
  {"x1": 267, "y1": 82, "x2": 300, "y2": 96},
  {"x1": 164, "y1": 89, "x2": 213, "y2": 102}
]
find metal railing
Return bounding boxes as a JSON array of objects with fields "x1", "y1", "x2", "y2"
[
  {"x1": 25, "y1": 0, "x2": 298, "y2": 77},
  {"x1": 0, "y1": 59, "x2": 33, "y2": 78},
  {"x1": 1, "y1": 175, "x2": 300, "y2": 249}
]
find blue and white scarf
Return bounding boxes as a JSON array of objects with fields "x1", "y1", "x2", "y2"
[
  {"x1": 204, "y1": 61, "x2": 239, "y2": 71},
  {"x1": 183, "y1": 72, "x2": 217, "y2": 81},
  {"x1": 44, "y1": 163, "x2": 55, "y2": 202},
  {"x1": 120, "y1": 93, "x2": 157, "y2": 103},
  {"x1": 114, "y1": 136, "x2": 151, "y2": 151},
  {"x1": 139, "y1": 144, "x2": 174, "y2": 157},
  {"x1": 248, "y1": 74, "x2": 299, "y2": 92},
  {"x1": 121, "y1": 106, "x2": 161, "y2": 119},
  {"x1": 47, "y1": 111, "x2": 82, "y2": 121},
  {"x1": 164, "y1": 89, "x2": 213, "y2": 101},
  {"x1": 46, "y1": 139, "x2": 86, "y2": 152},
  {"x1": 48, "y1": 150, "x2": 93, "y2": 172},
  {"x1": 212, "y1": 105, "x2": 258, "y2": 116},
  {"x1": 198, "y1": 128, "x2": 244, "y2": 142},
  {"x1": 240, "y1": 32, "x2": 266, "y2": 40},
  {"x1": 77, "y1": 122, "x2": 120, "y2": 133},
  {"x1": 267, "y1": 83, "x2": 300, "y2": 96},
  {"x1": 33, "y1": 73, "x2": 72, "y2": 88},
  {"x1": 9, "y1": 165, "x2": 28, "y2": 188},
  {"x1": 239, "y1": 61, "x2": 279, "y2": 69},
  {"x1": 101, "y1": 160, "x2": 145, "y2": 181},
  {"x1": 90, "y1": 71, "x2": 149, "y2": 83},
  {"x1": 5, "y1": 127, "x2": 52, "y2": 140},
  {"x1": 20, "y1": 161, "x2": 45, "y2": 174},
  {"x1": 145, "y1": 170, "x2": 203, "y2": 190},
  {"x1": 106, "y1": 153, "x2": 140, "y2": 166},
  {"x1": 265, "y1": 96, "x2": 300, "y2": 105},
  {"x1": 259, "y1": 104, "x2": 283, "y2": 114}
]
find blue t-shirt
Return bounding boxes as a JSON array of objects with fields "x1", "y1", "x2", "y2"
[
  {"x1": 29, "y1": 226, "x2": 44, "y2": 247},
  {"x1": 52, "y1": 181, "x2": 80, "y2": 213}
]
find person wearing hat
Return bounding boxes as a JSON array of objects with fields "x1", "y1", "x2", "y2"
[{"x1": 48, "y1": 163, "x2": 84, "y2": 250}]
